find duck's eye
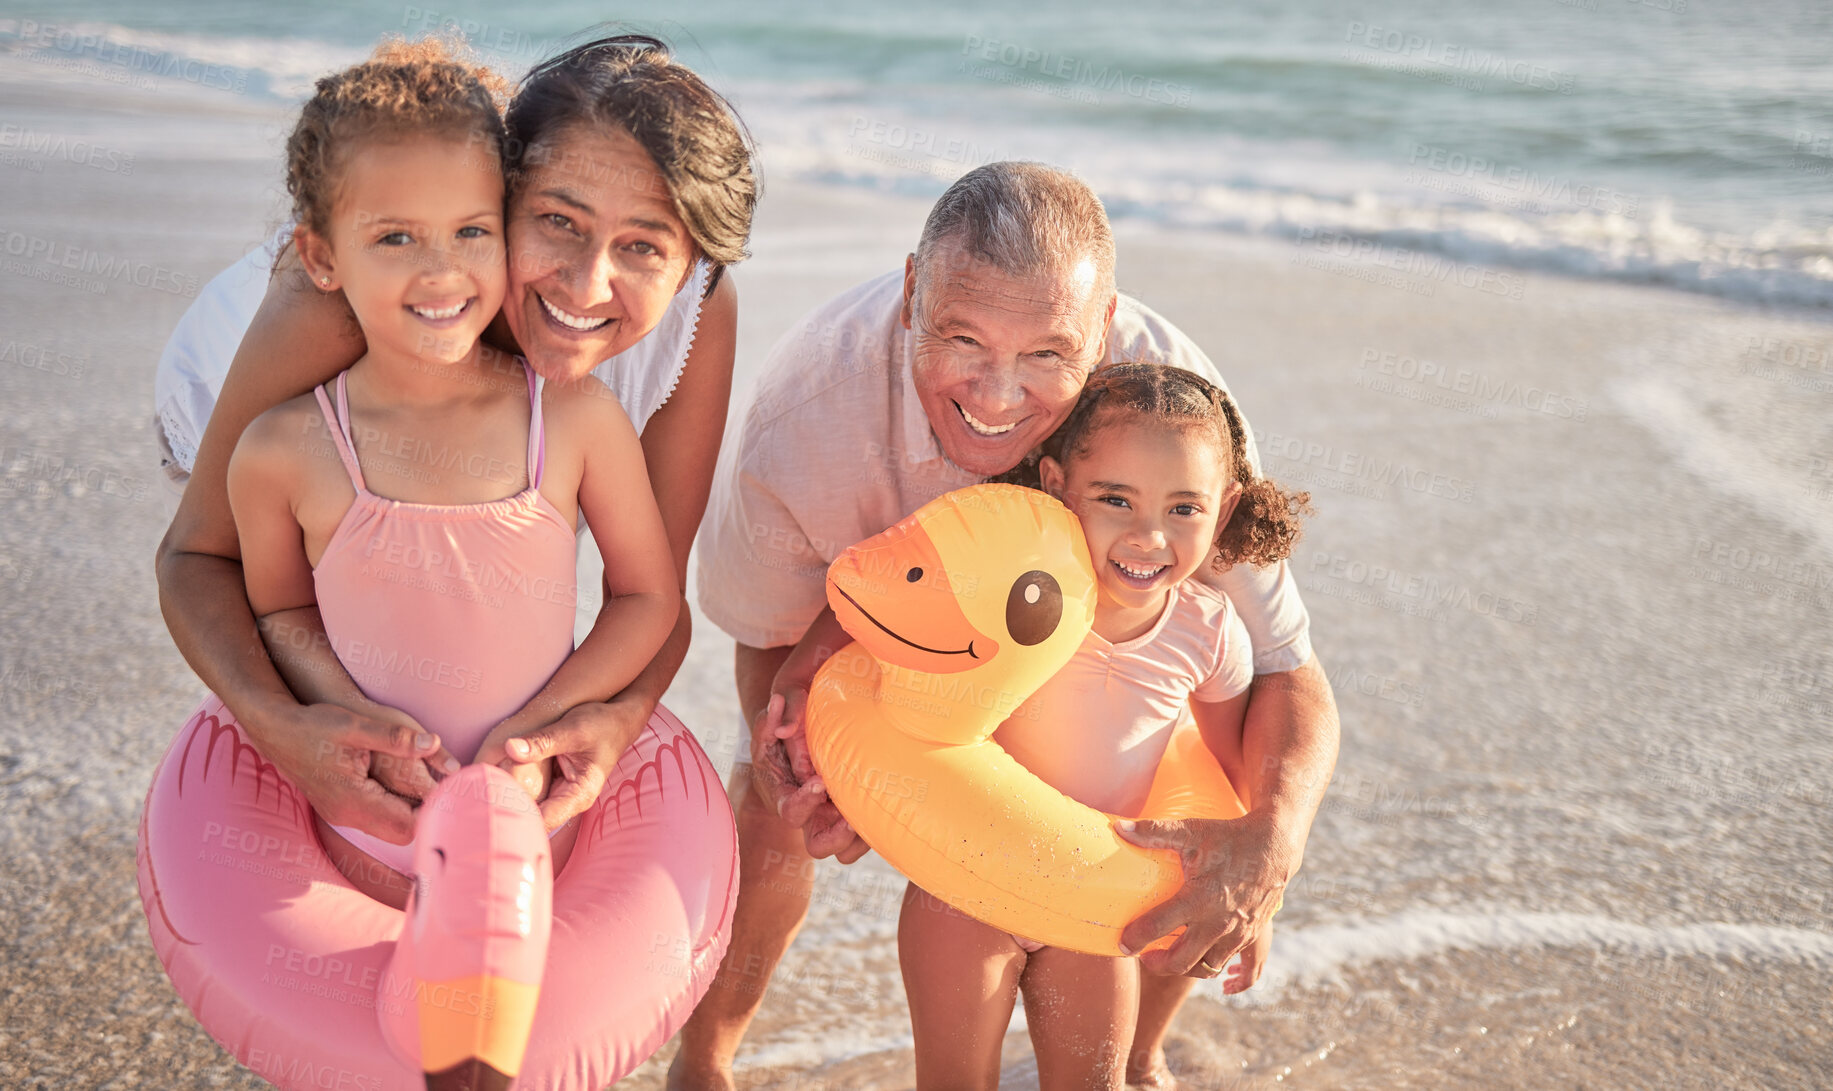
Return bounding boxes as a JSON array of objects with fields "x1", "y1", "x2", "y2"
[
  {"x1": 1006, "y1": 570, "x2": 1063, "y2": 646},
  {"x1": 906, "y1": 567, "x2": 924, "y2": 583}
]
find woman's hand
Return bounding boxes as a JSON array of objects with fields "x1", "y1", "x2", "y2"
[
  {"x1": 474, "y1": 694, "x2": 651, "y2": 832},
  {"x1": 257, "y1": 698, "x2": 449, "y2": 845}
]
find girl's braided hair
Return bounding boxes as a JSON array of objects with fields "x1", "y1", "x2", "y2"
[{"x1": 1003, "y1": 362, "x2": 1311, "y2": 568}]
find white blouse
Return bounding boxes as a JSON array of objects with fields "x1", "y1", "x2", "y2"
[{"x1": 154, "y1": 226, "x2": 710, "y2": 476}]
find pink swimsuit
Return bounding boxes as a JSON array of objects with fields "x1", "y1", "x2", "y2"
[
  {"x1": 140, "y1": 364, "x2": 738, "y2": 1089},
  {"x1": 312, "y1": 364, "x2": 578, "y2": 874}
]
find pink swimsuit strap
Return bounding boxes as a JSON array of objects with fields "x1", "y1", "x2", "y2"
[{"x1": 310, "y1": 363, "x2": 547, "y2": 497}]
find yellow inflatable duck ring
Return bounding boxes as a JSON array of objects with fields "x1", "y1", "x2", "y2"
[{"x1": 805, "y1": 483, "x2": 1247, "y2": 956}]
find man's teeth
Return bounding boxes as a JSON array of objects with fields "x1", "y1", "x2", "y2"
[
  {"x1": 540, "y1": 295, "x2": 610, "y2": 332},
  {"x1": 959, "y1": 405, "x2": 1017, "y2": 436},
  {"x1": 412, "y1": 300, "x2": 468, "y2": 320},
  {"x1": 1115, "y1": 560, "x2": 1166, "y2": 580}
]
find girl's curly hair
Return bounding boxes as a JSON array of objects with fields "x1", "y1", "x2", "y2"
[
  {"x1": 283, "y1": 35, "x2": 509, "y2": 240},
  {"x1": 1002, "y1": 362, "x2": 1312, "y2": 568}
]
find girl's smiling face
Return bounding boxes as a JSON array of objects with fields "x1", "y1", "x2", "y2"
[
  {"x1": 502, "y1": 125, "x2": 698, "y2": 382},
  {"x1": 298, "y1": 135, "x2": 506, "y2": 367},
  {"x1": 1041, "y1": 414, "x2": 1241, "y2": 618}
]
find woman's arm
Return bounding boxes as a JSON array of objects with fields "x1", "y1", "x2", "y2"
[
  {"x1": 475, "y1": 273, "x2": 738, "y2": 826},
  {"x1": 154, "y1": 256, "x2": 445, "y2": 843}
]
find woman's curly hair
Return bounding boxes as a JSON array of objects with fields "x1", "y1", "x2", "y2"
[
  {"x1": 283, "y1": 35, "x2": 510, "y2": 240},
  {"x1": 1003, "y1": 362, "x2": 1312, "y2": 568}
]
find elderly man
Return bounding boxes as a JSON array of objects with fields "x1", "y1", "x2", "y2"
[{"x1": 671, "y1": 162, "x2": 1338, "y2": 1089}]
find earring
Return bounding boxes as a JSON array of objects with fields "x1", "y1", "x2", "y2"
[{"x1": 319, "y1": 277, "x2": 331, "y2": 288}]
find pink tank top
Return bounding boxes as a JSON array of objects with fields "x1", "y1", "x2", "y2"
[{"x1": 310, "y1": 364, "x2": 578, "y2": 874}]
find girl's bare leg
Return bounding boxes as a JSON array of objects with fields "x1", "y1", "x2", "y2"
[
  {"x1": 1020, "y1": 946, "x2": 1138, "y2": 1091},
  {"x1": 1127, "y1": 974, "x2": 1195, "y2": 1088},
  {"x1": 900, "y1": 881, "x2": 1027, "y2": 1091},
  {"x1": 315, "y1": 817, "x2": 415, "y2": 909},
  {"x1": 313, "y1": 812, "x2": 580, "y2": 911}
]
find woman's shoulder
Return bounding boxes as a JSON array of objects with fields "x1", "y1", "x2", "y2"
[
  {"x1": 541, "y1": 364, "x2": 639, "y2": 440},
  {"x1": 588, "y1": 259, "x2": 718, "y2": 432}
]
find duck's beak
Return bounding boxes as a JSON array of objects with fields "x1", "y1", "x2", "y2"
[{"x1": 827, "y1": 523, "x2": 997, "y2": 675}]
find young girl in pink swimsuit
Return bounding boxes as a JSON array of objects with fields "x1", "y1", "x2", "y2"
[
  {"x1": 900, "y1": 362, "x2": 1309, "y2": 1090},
  {"x1": 226, "y1": 42, "x2": 678, "y2": 908}
]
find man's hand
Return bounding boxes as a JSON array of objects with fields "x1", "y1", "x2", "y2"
[
  {"x1": 267, "y1": 700, "x2": 449, "y2": 845},
  {"x1": 475, "y1": 695, "x2": 651, "y2": 832},
  {"x1": 1115, "y1": 812, "x2": 1296, "y2": 979},
  {"x1": 749, "y1": 692, "x2": 818, "y2": 815}
]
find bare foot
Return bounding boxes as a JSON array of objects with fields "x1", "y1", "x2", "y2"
[
  {"x1": 665, "y1": 1052, "x2": 737, "y2": 1091},
  {"x1": 1126, "y1": 1046, "x2": 1178, "y2": 1090}
]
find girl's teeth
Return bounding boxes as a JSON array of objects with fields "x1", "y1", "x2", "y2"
[
  {"x1": 540, "y1": 294, "x2": 610, "y2": 332},
  {"x1": 412, "y1": 300, "x2": 467, "y2": 320},
  {"x1": 1115, "y1": 561, "x2": 1165, "y2": 579},
  {"x1": 960, "y1": 405, "x2": 1017, "y2": 436}
]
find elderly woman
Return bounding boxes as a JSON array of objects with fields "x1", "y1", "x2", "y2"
[{"x1": 153, "y1": 34, "x2": 754, "y2": 858}]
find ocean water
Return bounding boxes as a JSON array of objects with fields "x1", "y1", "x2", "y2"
[{"x1": 3, "y1": 0, "x2": 1833, "y2": 305}]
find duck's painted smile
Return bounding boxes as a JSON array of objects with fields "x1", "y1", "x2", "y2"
[{"x1": 833, "y1": 585, "x2": 980, "y2": 659}]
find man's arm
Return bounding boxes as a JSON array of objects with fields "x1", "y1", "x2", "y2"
[
  {"x1": 1118, "y1": 654, "x2": 1339, "y2": 977},
  {"x1": 1237, "y1": 656, "x2": 1339, "y2": 865}
]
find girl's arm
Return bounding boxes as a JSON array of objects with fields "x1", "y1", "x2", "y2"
[
  {"x1": 489, "y1": 382, "x2": 681, "y2": 744},
  {"x1": 226, "y1": 402, "x2": 448, "y2": 833},
  {"x1": 156, "y1": 259, "x2": 446, "y2": 843},
  {"x1": 589, "y1": 272, "x2": 738, "y2": 710},
  {"x1": 158, "y1": 256, "x2": 362, "y2": 700},
  {"x1": 474, "y1": 275, "x2": 738, "y2": 823},
  {"x1": 1191, "y1": 690, "x2": 1254, "y2": 805}
]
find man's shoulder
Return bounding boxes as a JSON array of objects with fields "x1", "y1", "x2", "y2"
[{"x1": 744, "y1": 270, "x2": 908, "y2": 430}]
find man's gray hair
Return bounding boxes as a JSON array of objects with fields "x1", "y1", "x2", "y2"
[{"x1": 913, "y1": 161, "x2": 1116, "y2": 303}]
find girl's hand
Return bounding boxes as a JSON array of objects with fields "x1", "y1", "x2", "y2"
[
  {"x1": 1223, "y1": 924, "x2": 1271, "y2": 994},
  {"x1": 359, "y1": 701, "x2": 459, "y2": 794},
  {"x1": 474, "y1": 695, "x2": 650, "y2": 832},
  {"x1": 474, "y1": 712, "x2": 557, "y2": 806}
]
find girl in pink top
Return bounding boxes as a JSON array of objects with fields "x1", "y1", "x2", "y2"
[
  {"x1": 225, "y1": 41, "x2": 678, "y2": 907},
  {"x1": 900, "y1": 363, "x2": 1309, "y2": 1090}
]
